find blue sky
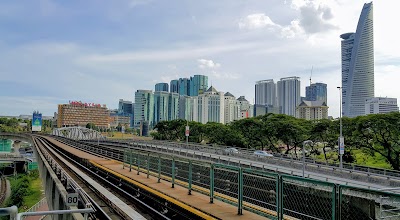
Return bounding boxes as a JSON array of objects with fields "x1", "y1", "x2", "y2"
[{"x1": 0, "y1": 0, "x2": 399, "y2": 117}]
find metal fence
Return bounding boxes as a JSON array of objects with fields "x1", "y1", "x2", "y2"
[{"x1": 123, "y1": 148, "x2": 400, "y2": 220}]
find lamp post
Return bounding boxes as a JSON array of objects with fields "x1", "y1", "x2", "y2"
[
  {"x1": 302, "y1": 140, "x2": 312, "y2": 178},
  {"x1": 337, "y1": 86, "x2": 343, "y2": 169}
]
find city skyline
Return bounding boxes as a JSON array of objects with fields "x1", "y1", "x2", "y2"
[{"x1": 0, "y1": 1, "x2": 399, "y2": 118}]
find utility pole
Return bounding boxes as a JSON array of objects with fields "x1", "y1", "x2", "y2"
[{"x1": 337, "y1": 86, "x2": 344, "y2": 169}]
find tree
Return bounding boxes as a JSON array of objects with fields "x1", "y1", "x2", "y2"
[
  {"x1": 310, "y1": 119, "x2": 338, "y2": 161},
  {"x1": 353, "y1": 112, "x2": 400, "y2": 170},
  {"x1": 86, "y1": 123, "x2": 97, "y2": 130}
]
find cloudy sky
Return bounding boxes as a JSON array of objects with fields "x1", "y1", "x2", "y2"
[{"x1": 0, "y1": 0, "x2": 398, "y2": 117}]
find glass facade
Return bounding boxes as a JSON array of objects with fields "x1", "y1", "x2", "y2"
[
  {"x1": 305, "y1": 83, "x2": 327, "y2": 104},
  {"x1": 189, "y1": 75, "x2": 208, "y2": 96},
  {"x1": 155, "y1": 83, "x2": 169, "y2": 92},
  {"x1": 341, "y1": 2, "x2": 374, "y2": 117}
]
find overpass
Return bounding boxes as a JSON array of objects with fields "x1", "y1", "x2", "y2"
[{"x1": 1, "y1": 131, "x2": 400, "y2": 219}]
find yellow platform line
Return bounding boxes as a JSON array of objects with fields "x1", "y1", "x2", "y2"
[{"x1": 90, "y1": 160, "x2": 218, "y2": 220}]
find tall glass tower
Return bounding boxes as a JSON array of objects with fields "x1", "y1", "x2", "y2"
[
  {"x1": 306, "y1": 83, "x2": 327, "y2": 104},
  {"x1": 189, "y1": 75, "x2": 208, "y2": 96},
  {"x1": 341, "y1": 2, "x2": 374, "y2": 117}
]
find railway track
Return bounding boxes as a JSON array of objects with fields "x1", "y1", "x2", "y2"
[
  {"x1": 35, "y1": 135, "x2": 212, "y2": 220},
  {"x1": 34, "y1": 136, "x2": 156, "y2": 220}
]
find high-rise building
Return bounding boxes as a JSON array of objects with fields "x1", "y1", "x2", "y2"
[
  {"x1": 153, "y1": 91, "x2": 170, "y2": 125},
  {"x1": 170, "y1": 80, "x2": 179, "y2": 93},
  {"x1": 255, "y1": 79, "x2": 276, "y2": 106},
  {"x1": 365, "y1": 97, "x2": 399, "y2": 115},
  {"x1": 178, "y1": 78, "x2": 190, "y2": 96},
  {"x1": 134, "y1": 90, "x2": 154, "y2": 128},
  {"x1": 277, "y1": 76, "x2": 301, "y2": 116},
  {"x1": 237, "y1": 96, "x2": 253, "y2": 119},
  {"x1": 178, "y1": 96, "x2": 198, "y2": 121},
  {"x1": 306, "y1": 83, "x2": 327, "y2": 104},
  {"x1": 197, "y1": 86, "x2": 224, "y2": 124},
  {"x1": 155, "y1": 83, "x2": 169, "y2": 92},
  {"x1": 168, "y1": 93, "x2": 180, "y2": 121},
  {"x1": 189, "y1": 75, "x2": 208, "y2": 96},
  {"x1": 224, "y1": 92, "x2": 240, "y2": 124},
  {"x1": 341, "y1": 2, "x2": 374, "y2": 117},
  {"x1": 57, "y1": 101, "x2": 109, "y2": 128},
  {"x1": 296, "y1": 101, "x2": 329, "y2": 120},
  {"x1": 118, "y1": 99, "x2": 134, "y2": 127}
]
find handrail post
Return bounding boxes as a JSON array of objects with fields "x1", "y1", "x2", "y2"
[
  {"x1": 188, "y1": 160, "x2": 192, "y2": 195},
  {"x1": 129, "y1": 149, "x2": 132, "y2": 172},
  {"x1": 158, "y1": 155, "x2": 161, "y2": 183},
  {"x1": 238, "y1": 167, "x2": 243, "y2": 215},
  {"x1": 122, "y1": 149, "x2": 125, "y2": 169},
  {"x1": 172, "y1": 158, "x2": 175, "y2": 188},
  {"x1": 147, "y1": 153, "x2": 150, "y2": 178},
  {"x1": 137, "y1": 153, "x2": 140, "y2": 175},
  {"x1": 210, "y1": 164, "x2": 214, "y2": 203}
]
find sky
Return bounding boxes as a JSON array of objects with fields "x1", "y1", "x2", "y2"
[{"x1": 0, "y1": 0, "x2": 399, "y2": 117}]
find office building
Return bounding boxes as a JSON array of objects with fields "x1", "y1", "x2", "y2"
[
  {"x1": 237, "y1": 96, "x2": 253, "y2": 119},
  {"x1": 170, "y1": 80, "x2": 179, "y2": 93},
  {"x1": 296, "y1": 101, "x2": 329, "y2": 120},
  {"x1": 178, "y1": 78, "x2": 190, "y2": 96},
  {"x1": 118, "y1": 99, "x2": 133, "y2": 127},
  {"x1": 277, "y1": 76, "x2": 301, "y2": 116},
  {"x1": 255, "y1": 79, "x2": 276, "y2": 106},
  {"x1": 57, "y1": 101, "x2": 109, "y2": 128},
  {"x1": 306, "y1": 83, "x2": 327, "y2": 104},
  {"x1": 189, "y1": 75, "x2": 208, "y2": 96},
  {"x1": 178, "y1": 96, "x2": 198, "y2": 121},
  {"x1": 153, "y1": 91, "x2": 170, "y2": 125},
  {"x1": 134, "y1": 90, "x2": 154, "y2": 128},
  {"x1": 109, "y1": 113, "x2": 131, "y2": 128},
  {"x1": 168, "y1": 93, "x2": 180, "y2": 121},
  {"x1": 197, "y1": 86, "x2": 225, "y2": 124},
  {"x1": 224, "y1": 92, "x2": 240, "y2": 124},
  {"x1": 341, "y1": 2, "x2": 374, "y2": 117},
  {"x1": 365, "y1": 97, "x2": 399, "y2": 115},
  {"x1": 155, "y1": 83, "x2": 169, "y2": 92}
]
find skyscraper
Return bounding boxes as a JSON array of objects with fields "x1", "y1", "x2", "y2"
[
  {"x1": 155, "y1": 83, "x2": 169, "y2": 92},
  {"x1": 255, "y1": 79, "x2": 276, "y2": 106},
  {"x1": 178, "y1": 78, "x2": 190, "y2": 96},
  {"x1": 168, "y1": 93, "x2": 180, "y2": 121},
  {"x1": 341, "y1": 2, "x2": 374, "y2": 117},
  {"x1": 170, "y1": 80, "x2": 179, "y2": 93},
  {"x1": 305, "y1": 83, "x2": 327, "y2": 104},
  {"x1": 277, "y1": 76, "x2": 301, "y2": 116},
  {"x1": 197, "y1": 86, "x2": 224, "y2": 124},
  {"x1": 134, "y1": 90, "x2": 154, "y2": 128},
  {"x1": 153, "y1": 91, "x2": 169, "y2": 125},
  {"x1": 118, "y1": 99, "x2": 134, "y2": 127},
  {"x1": 189, "y1": 75, "x2": 208, "y2": 96}
]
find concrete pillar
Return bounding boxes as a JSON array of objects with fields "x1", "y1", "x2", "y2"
[
  {"x1": 12, "y1": 140, "x2": 21, "y2": 155},
  {"x1": 53, "y1": 189, "x2": 60, "y2": 220}
]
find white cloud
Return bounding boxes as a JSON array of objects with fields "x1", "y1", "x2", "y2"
[
  {"x1": 238, "y1": 13, "x2": 277, "y2": 30},
  {"x1": 197, "y1": 59, "x2": 221, "y2": 69}
]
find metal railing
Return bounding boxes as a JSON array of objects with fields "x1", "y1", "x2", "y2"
[
  {"x1": 94, "y1": 139, "x2": 400, "y2": 188},
  {"x1": 122, "y1": 148, "x2": 400, "y2": 220},
  {"x1": 21, "y1": 198, "x2": 47, "y2": 220}
]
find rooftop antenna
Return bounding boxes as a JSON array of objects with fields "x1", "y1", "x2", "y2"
[{"x1": 309, "y1": 66, "x2": 313, "y2": 86}]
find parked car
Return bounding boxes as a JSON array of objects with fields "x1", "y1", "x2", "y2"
[
  {"x1": 253, "y1": 150, "x2": 273, "y2": 157},
  {"x1": 224, "y1": 147, "x2": 239, "y2": 155}
]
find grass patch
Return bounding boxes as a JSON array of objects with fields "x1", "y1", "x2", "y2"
[
  {"x1": 2, "y1": 170, "x2": 44, "y2": 212},
  {"x1": 23, "y1": 176, "x2": 44, "y2": 210}
]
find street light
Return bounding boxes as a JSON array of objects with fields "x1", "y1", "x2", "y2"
[
  {"x1": 337, "y1": 86, "x2": 343, "y2": 169},
  {"x1": 302, "y1": 140, "x2": 312, "y2": 178}
]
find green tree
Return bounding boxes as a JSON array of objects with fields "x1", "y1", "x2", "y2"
[
  {"x1": 353, "y1": 112, "x2": 400, "y2": 170},
  {"x1": 310, "y1": 119, "x2": 338, "y2": 161}
]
